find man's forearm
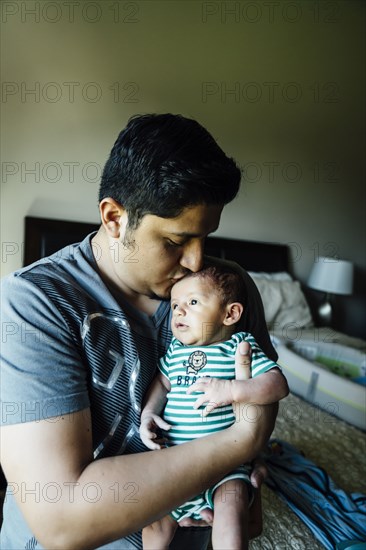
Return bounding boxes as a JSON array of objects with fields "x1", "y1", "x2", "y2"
[
  {"x1": 232, "y1": 369, "x2": 289, "y2": 405},
  {"x1": 11, "y1": 403, "x2": 276, "y2": 550},
  {"x1": 72, "y1": 405, "x2": 276, "y2": 549}
]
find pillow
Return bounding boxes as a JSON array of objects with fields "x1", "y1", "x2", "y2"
[
  {"x1": 249, "y1": 273, "x2": 314, "y2": 330},
  {"x1": 248, "y1": 271, "x2": 293, "y2": 282}
]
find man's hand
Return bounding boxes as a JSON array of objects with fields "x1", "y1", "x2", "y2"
[
  {"x1": 250, "y1": 459, "x2": 267, "y2": 489},
  {"x1": 235, "y1": 340, "x2": 252, "y2": 380},
  {"x1": 139, "y1": 413, "x2": 171, "y2": 450}
]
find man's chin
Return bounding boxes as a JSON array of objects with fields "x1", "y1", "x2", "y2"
[
  {"x1": 148, "y1": 288, "x2": 171, "y2": 301},
  {"x1": 148, "y1": 281, "x2": 178, "y2": 301}
]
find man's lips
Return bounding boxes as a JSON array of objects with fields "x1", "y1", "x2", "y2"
[
  {"x1": 171, "y1": 277, "x2": 184, "y2": 284},
  {"x1": 171, "y1": 271, "x2": 190, "y2": 283}
]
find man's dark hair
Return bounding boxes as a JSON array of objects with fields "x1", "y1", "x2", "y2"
[
  {"x1": 99, "y1": 113, "x2": 241, "y2": 229},
  {"x1": 188, "y1": 264, "x2": 248, "y2": 307}
]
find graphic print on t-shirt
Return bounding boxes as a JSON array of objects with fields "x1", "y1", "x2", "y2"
[{"x1": 184, "y1": 350, "x2": 207, "y2": 374}]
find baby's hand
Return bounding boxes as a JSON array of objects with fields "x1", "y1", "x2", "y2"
[
  {"x1": 186, "y1": 378, "x2": 234, "y2": 417},
  {"x1": 187, "y1": 341, "x2": 253, "y2": 417},
  {"x1": 139, "y1": 413, "x2": 171, "y2": 450}
]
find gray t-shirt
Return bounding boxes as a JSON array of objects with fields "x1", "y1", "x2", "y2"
[{"x1": 0, "y1": 234, "x2": 276, "y2": 549}]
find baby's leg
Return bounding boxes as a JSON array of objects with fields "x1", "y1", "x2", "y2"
[
  {"x1": 211, "y1": 478, "x2": 249, "y2": 550},
  {"x1": 142, "y1": 514, "x2": 178, "y2": 550}
]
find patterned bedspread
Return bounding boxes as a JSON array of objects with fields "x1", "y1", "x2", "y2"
[{"x1": 250, "y1": 392, "x2": 366, "y2": 549}]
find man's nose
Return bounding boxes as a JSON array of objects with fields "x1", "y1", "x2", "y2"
[{"x1": 180, "y1": 239, "x2": 204, "y2": 273}]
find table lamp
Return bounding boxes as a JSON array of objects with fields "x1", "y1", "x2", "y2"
[{"x1": 307, "y1": 257, "x2": 353, "y2": 325}]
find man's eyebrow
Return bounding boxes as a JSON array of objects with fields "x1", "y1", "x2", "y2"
[
  {"x1": 167, "y1": 231, "x2": 201, "y2": 238},
  {"x1": 167, "y1": 228, "x2": 218, "y2": 238}
]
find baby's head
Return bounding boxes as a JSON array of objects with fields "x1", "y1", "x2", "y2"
[{"x1": 170, "y1": 264, "x2": 246, "y2": 346}]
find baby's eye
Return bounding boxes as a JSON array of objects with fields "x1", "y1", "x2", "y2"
[
  {"x1": 172, "y1": 303, "x2": 178, "y2": 310},
  {"x1": 190, "y1": 299, "x2": 198, "y2": 305}
]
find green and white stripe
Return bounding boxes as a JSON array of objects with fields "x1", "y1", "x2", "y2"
[{"x1": 159, "y1": 332, "x2": 278, "y2": 445}]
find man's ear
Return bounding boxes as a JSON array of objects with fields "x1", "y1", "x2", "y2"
[
  {"x1": 223, "y1": 302, "x2": 244, "y2": 326},
  {"x1": 99, "y1": 198, "x2": 127, "y2": 239}
]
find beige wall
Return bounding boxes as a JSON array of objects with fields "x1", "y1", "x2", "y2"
[{"x1": 1, "y1": 0, "x2": 365, "y2": 337}]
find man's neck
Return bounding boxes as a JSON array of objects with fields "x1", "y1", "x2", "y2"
[
  {"x1": 117, "y1": 291, "x2": 161, "y2": 316},
  {"x1": 91, "y1": 229, "x2": 161, "y2": 316}
]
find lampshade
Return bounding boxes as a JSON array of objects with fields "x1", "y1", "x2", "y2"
[{"x1": 308, "y1": 257, "x2": 353, "y2": 295}]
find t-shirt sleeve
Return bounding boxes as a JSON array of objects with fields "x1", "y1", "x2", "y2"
[{"x1": 0, "y1": 273, "x2": 90, "y2": 426}]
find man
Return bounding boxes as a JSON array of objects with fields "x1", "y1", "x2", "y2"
[{"x1": 1, "y1": 114, "x2": 283, "y2": 549}]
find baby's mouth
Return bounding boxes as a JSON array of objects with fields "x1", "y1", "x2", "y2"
[{"x1": 175, "y1": 322, "x2": 189, "y2": 330}]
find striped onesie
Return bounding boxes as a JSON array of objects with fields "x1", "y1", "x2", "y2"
[{"x1": 159, "y1": 331, "x2": 279, "y2": 521}]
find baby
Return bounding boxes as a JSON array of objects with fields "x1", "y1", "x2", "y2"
[{"x1": 140, "y1": 265, "x2": 288, "y2": 549}]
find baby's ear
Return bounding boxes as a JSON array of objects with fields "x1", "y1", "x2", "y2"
[{"x1": 223, "y1": 302, "x2": 244, "y2": 326}]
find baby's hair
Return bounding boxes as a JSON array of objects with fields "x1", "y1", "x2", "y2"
[{"x1": 187, "y1": 264, "x2": 247, "y2": 306}]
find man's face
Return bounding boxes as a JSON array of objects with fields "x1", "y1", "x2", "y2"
[
  {"x1": 109, "y1": 203, "x2": 223, "y2": 301},
  {"x1": 170, "y1": 275, "x2": 227, "y2": 346}
]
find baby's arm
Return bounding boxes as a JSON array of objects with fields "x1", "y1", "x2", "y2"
[{"x1": 140, "y1": 373, "x2": 172, "y2": 450}]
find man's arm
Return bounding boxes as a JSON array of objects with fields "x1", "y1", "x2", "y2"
[
  {"x1": 1, "y1": 350, "x2": 276, "y2": 550},
  {"x1": 232, "y1": 368, "x2": 288, "y2": 403},
  {"x1": 1, "y1": 274, "x2": 277, "y2": 548}
]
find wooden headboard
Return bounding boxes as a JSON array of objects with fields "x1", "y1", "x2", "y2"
[
  {"x1": 23, "y1": 217, "x2": 100, "y2": 267},
  {"x1": 23, "y1": 216, "x2": 290, "y2": 274}
]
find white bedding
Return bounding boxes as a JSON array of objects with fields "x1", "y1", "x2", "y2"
[
  {"x1": 248, "y1": 270, "x2": 366, "y2": 351},
  {"x1": 249, "y1": 271, "x2": 314, "y2": 333},
  {"x1": 249, "y1": 271, "x2": 366, "y2": 428}
]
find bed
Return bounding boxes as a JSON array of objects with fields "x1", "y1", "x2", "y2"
[{"x1": 22, "y1": 216, "x2": 366, "y2": 549}]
